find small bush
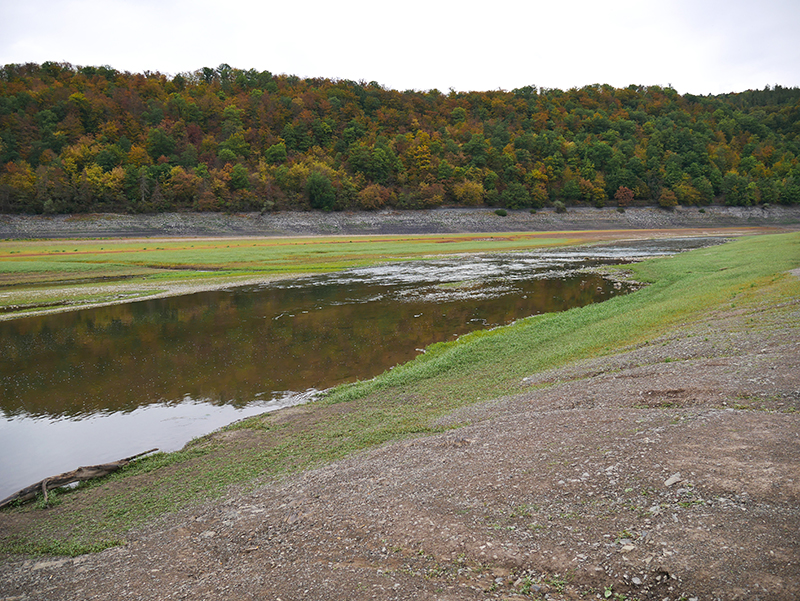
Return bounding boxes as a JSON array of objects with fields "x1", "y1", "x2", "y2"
[
  {"x1": 553, "y1": 200, "x2": 567, "y2": 214},
  {"x1": 494, "y1": 209, "x2": 507, "y2": 216}
]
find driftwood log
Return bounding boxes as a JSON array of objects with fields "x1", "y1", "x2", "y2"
[{"x1": 0, "y1": 448, "x2": 158, "y2": 509}]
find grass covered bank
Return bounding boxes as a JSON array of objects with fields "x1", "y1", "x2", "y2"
[
  {"x1": 324, "y1": 231, "x2": 800, "y2": 408},
  {"x1": 0, "y1": 231, "x2": 580, "y2": 319},
  {"x1": 1, "y1": 232, "x2": 799, "y2": 558}
]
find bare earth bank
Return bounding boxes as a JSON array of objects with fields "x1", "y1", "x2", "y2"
[{"x1": 1, "y1": 205, "x2": 799, "y2": 238}]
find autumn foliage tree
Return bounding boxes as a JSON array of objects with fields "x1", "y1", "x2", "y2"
[
  {"x1": 614, "y1": 186, "x2": 634, "y2": 207},
  {"x1": 1, "y1": 62, "x2": 799, "y2": 214}
]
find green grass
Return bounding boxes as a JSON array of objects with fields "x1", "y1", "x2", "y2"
[
  {"x1": 0, "y1": 232, "x2": 579, "y2": 314},
  {"x1": 1, "y1": 232, "x2": 798, "y2": 557},
  {"x1": 0, "y1": 233, "x2": 577, "y2": 277},
  {"x1": 322, "y1": 232, "x2": 800, "y2": 407}
]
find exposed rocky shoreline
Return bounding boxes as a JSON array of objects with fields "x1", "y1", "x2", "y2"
[{"x1": 1, "y1": 205, "x2": 799, "y2": 238}]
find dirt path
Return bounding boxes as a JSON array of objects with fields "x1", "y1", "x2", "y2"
[{"x1": 1, "y1": 275, "x2": 798, "y2": 600}]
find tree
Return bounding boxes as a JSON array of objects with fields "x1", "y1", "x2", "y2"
[
  {"x1": 356, "y1": 183, "x2": 392, "y2": 210},
  {"x1": 780, "y1": 178, "x2": 800, "y2": 204},
  {"x1": 614, "y1": 185, "x2": 634, "y2": 207},
  {"x1": 164, "y1": 166, "x2": 201, "y2": 205},
  {"x1": 501, "y1": 182, "x2": 530, "y2": 208},
  {"x1": 415, "y1": 182, "x2": 445, "y2": 208},
  {"x1": 219, "y1": 131, "x2": 250, "y2": 159},
  {"x1": 146, "y1": 128, "x2": 176, "y2": 161},
  {"x1": 264, "y1": 142, "x2": 288, "y2": 165},
  {"x1": 451, "y1": 107, "x2": 466, "y2": 124},
  {"x1": 693, "y1": 177, "x2": 715, "y2": 204},
  {"x1": 306, "y1": 170, "x2": 336, "y2": 210},
  {"x1": 562, "y1": 179, "x2": 581, "y2": 201},
  {"x1": 2, "y1": 63, "x2": 799, "y2": 215},
  {"x1": 673, "y1": 175, "x2": 702, "y2": 205},
  {"x1": 659, "y1": 189, "x2": 678, "y2": 208},
  {"x1": 230, "y1": 164, "x2": 251, "y2": 191},
  {"x1": 217, "y1": 148, "x2": 237, "y2": 163},
  {"x1": 453, "y1": 180, "x2": 484, "y2": 205},
  {"x1": 348, "y1": 144, "x2": 394, "y2": 184},
  {"x1": 463, "y1": 134, "x2": 489, "y2": 168},
  {"x1": 530, "y1": 182, "x2": 548, "y2": 207},
  {"x1": 369, "y1": 147, "x2": 395, "y2": 183},
  {"x1": 722, "y1": 171, "x2": 750, "y2": 206}
]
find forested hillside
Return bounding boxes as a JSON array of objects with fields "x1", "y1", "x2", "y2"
[{"x1": 1, "y1": 62, "x2": 799, "y2": 214}]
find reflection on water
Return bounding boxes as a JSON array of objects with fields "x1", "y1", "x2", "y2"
[
  {"x1": 0, "y1": 274, "x2": 616, "y2": 417},
  {"x1": 0, "y1": 238, "x2": 721, "y2": 497}
]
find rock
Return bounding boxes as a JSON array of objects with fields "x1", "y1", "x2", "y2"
[{"x1": 664, "y1": 473, "x2": 682, "y2": 487}]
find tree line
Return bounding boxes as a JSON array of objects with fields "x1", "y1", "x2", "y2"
[{"x1": 1, "y1": 62, "x2": 799, "y2": 214}]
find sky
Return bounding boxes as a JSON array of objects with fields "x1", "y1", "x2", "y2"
[{"x1": 1, "y1": 0, "x2": 799, "y2": 96}]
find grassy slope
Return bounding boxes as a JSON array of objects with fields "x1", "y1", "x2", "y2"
[
  {"x1": 323, "y1": 232, "x2": 800, "y2": 406},
  {"x1": 1, "y1": 232, "x2": 799, "y2": 556}
]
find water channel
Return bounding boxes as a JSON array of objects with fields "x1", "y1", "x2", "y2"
[{"x1": 0, "y1": 237, "x2": 722, "y2": 498}]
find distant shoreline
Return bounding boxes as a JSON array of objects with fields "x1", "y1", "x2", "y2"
[{"x1": 1, "y1": 205, "x2": 799, "y2": 239}]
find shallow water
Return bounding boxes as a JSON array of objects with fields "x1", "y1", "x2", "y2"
[{"x1": 0, "y1": 237, "x2": 722, "y2": 498}]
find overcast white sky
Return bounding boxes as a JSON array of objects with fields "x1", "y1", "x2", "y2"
[{"x1": 1, "y1": 0, "x2": 799, "y2": 95}]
